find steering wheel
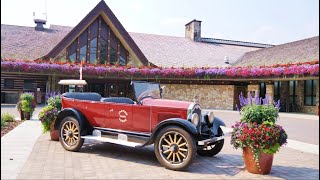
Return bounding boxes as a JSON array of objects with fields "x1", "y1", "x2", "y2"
[{"x1": 137, "y1": 89, "x2": 158, "y2": 104}]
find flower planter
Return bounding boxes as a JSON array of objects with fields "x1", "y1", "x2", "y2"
[
  {"x1": 243, "y1": 147, "x2": 274, "y2": 174},
  {"x1": 19, "y1": 110, "x2": 25, "y2": 120},
  {"x1": 23, "y1": 112, "x2": 31, "y2": 120},
  {"x1": 50, "y1": 122, "x2": 59, "y2": 141}
]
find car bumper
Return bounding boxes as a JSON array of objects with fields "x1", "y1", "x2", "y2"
[{"x1": 197, "y1": 136, "x2": 224, "y2": 146}]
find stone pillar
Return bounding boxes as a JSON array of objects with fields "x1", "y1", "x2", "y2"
[
  {"x1": 280, "y1": 81, "x2": 289, "y2": 112},
  {"x1": 266, "y1": 84, "x2": 274, "y2": 104},
  {"x1": 296, "y1": 80, "x2": 304, "y2": 107},
  {"x1": 247, "y1": 84, "x2": 259, "y2": 98}
]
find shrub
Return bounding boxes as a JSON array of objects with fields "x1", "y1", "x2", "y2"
[
  {"x1": 20, "y1": 92, "x2": 34, "y2": 102},
  {"x1": 241, "y1": 104, "x2": 279, "y2": 124},
  {"x1": 1, "y1": 112, "x2": 15, "y2": 122},
  {"x1": 21, "y1": 100, "x2": 34, "y2": 113},
  {"x1": 1, "y1": 119, "x2": 5, "y2": 128},
  {"x1": 47, "y1": 95, "x2": 62, "y2": 111},
  {"x1": 38, "y1": 105, "x2": 58, "y2": 133},
  {"x1": 16, "y1": 101, "x2": 23, "y2": 111}
]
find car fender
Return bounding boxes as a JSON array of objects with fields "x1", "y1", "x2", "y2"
[
  {"x1": 142, "y1": 118, "x2": 199, "y2": 146},
  {"x1": 54, "y1": 108, "x2": 90, "y2": 135},
  {"x1": 212, "y1": 117, "x2": 226, "y2": 135}
]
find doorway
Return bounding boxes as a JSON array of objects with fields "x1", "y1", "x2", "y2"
[{"x1": 234, "y1": 86, "x2": 247, "y2": 110}]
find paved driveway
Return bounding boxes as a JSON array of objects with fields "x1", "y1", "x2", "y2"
[{"x1": 16, "y1": 134, "x2": 319, "y2": 179}]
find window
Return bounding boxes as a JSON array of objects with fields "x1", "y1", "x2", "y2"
[
  {"x1": 274, "y1": 81, "x2": 281, "y2": 101},
  {"x1": 79, "y1": 29, "x2": 88, "y2": 62},
  {"x1": 64, "y1": 16, "x2": 130, "y2": 66},
  {"x1": 100, "y1": 38, "x2": 107, "y2": 64},
  {"x1": 110, "y1": 47, "x2": 117, "y2": 65},
  {"x1": 110, "y1": 31, "x2": 118, "y2": 65},
  {"x1": 79, "y1": 45, "x2": 87, "y2": 62},
  {"x1": 67, "y1": 41, "x2": 77, "y2": 62},
  {"x1": 4, "y1": 79, "x2": 14, "y2": 89},
  {"x1": 259, "y1": 83, "x2": 266, "y2": 99},
  {"x1": 119, "y1": 44, "x2": 127, "y2": 66},
  {"x1": 289, "y1": 81, "x2": 297, "y2": 104},
  {"x1": 89, "y1": 38, "x2": 97, "y2": 63},
  {"x1": 304, "y1": 80, "x2": 316, "y2": 106},
  {"x1": 23, "y1": 80, "x2": 33, "y2": 90}
]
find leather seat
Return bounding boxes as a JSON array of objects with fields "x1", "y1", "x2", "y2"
[
  {"x1": 62, "y1": 92, "x2": 102, "y2": 101},
  {"x1": 100, "y1": 97, "x2": 135, "y2": 104}
]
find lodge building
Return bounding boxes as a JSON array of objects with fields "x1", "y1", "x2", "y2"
[{"x1": 1, "y1": 0, "x2": 319, "y2": 114}]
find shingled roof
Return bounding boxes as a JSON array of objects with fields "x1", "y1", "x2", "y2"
[
  {"x1": 129, "y1": 33, "x2": 261, "y2": 68},
  {"x1": 1, "y1": 24, "x2": 72, "y2": 60},
  {"x1": 234, "y1": 36, "x2": 319, "y2": 67}
]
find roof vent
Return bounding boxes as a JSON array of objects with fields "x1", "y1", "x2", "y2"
[
  {"x1": 33, "y1": 12, "x2": 47, "y2": 31},
  {"x1": 224, "y1": 56, "x2": 229, "y2": 64}
]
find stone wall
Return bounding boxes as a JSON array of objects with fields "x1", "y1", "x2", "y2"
[
  {"x1": 247, "y1": 84, "x2": 259, "y2": 97},
  {"x1": 266, "y1": 84, "x2": 274, "y2": 104},
  {"x1": 162, "y1": 84, "x2": 235, "y2": 110}
]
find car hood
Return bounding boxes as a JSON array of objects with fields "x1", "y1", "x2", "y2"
[{"x1": 142, "y1": 98, "x2": 192, "y2": 109}]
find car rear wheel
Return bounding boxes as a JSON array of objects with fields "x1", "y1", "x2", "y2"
[
  {"x1": 197, "y1": 127, "x2": 224, "y2": 157},
  {"x1": 59, "y1": 116, "x2": 84, "y2": 151},
  {"x1": 154, "y1": 126, "x2": 196, "y2": 171}
]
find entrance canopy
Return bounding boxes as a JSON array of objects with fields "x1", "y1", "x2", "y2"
[{"x1": 58, "y1": 79, "x2": 87, "y2": 86}]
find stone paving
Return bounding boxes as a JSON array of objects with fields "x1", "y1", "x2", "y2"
[
  {"x1": 1, "y1": 106, "x2": 319, "y2": 179},
  {"x1": 14, "y1": 133, "x2": 319, "y2": 179}
]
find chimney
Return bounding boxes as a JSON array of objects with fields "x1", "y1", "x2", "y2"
[
  {"x1": 185, "y1": 19, "x2": 202, "y2": 41},
  {"x1": 33, "y1": 12, "x2": 47, "y2": 31}
]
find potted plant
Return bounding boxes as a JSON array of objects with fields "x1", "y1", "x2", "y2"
[
  {"x1": 231, "y1": 93, "x2": 288, "y2": 174},
  {"x1": 38, "y1": 105, "x2": 59, "y2": 141},
  {"x1": 19, "y1": 92, "x2": 35, "y2": 120},
  {"x1": 16, "y1": 101, "x2": 24, "y2": 120}
]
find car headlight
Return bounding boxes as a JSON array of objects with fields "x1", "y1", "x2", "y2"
[
  {"x1": 207, "y1": 112, "x2": 214, "y2": 124},
  {"x1": 191, "y1": 113, "x2": 200, "y2": 127}
]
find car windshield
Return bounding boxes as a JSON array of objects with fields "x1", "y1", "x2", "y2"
[{"x1": 132, "y1": 81, "x2": 161, "y2": 102}]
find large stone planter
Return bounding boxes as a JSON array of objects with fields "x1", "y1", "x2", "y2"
[{"x1": 243, "y1": 147, "x2": 274, "y2": 174}]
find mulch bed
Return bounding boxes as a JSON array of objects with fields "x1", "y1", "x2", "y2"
[{"x1": 1, "y1": 120, "x2": 24, "y2": 137}]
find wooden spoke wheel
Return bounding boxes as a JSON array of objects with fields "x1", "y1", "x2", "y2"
[
  {"x1": 155, "y1": 126, "x2": 196, "y2": 171},
  {"x1": 59, "y1": 117, "x2": 84, "y2": 151}
]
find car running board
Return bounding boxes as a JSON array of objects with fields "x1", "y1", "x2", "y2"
[{"x1": 81, "y1": 130, "x2": 143, "y2": 147}]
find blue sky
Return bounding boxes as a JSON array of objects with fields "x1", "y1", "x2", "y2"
[{"x1": 1, "y1": 0, "x2": 319, "y2": 45}]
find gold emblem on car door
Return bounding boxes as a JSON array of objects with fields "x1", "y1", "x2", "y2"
[{"x1": 118, "y1": 110, "x2": 128, "y2": 122}]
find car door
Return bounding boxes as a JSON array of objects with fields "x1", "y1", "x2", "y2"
[
  {"x1": 78, "y1": 100, "x2": 108, "y2": 127},
  {"x1": 132, "y1": 105, "x2": 151, "y2": 133},
  {"x1": 107, "y1": 103, "x2": 133, "y2": 131}
]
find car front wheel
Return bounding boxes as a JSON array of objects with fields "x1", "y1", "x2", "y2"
[
  {"x1": 59, "y1": 116, "x2": 84, "y2": 151},
  {"x1": 154, "y1": 126, "x2": 196, "y2": 171}
]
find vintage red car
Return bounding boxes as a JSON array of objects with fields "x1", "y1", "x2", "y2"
[{"x1": 54, "y1": 81, "x2": 226, "y2": 170}]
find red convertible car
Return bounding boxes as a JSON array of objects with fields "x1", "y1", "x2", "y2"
[{"x1": 54, "y1": 81, "x2": 226, "y2": 170}]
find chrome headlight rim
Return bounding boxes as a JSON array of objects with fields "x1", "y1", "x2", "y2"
[{"x1": 191, "y1": 113, "x2": 200, "y2": 127}]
